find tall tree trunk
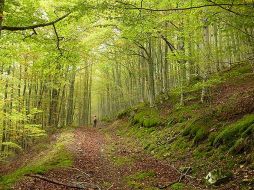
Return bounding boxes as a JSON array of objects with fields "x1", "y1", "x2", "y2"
[
  {"x1": 49, "y1": 88, "x2": 59, "y2": 126},
  {"x1": 88, "y1": 66, "x2": 92, "y2": 124},
  {"x1": 1, "y1": 66, "x2": 10, "y2": 152},
  {"x1": 58, "y1": 85, "x2": 66, "y2": 127},
  {"x1": 66, "y1": 72, "x2": 76, "y2": 126},
  {"x1": 164, "y1": 38, "x2": 169, "y2": 92},
  {"x1": 148, "y1": 38, "x2": 155, "y2": 107},
  {"x1": 0, "y1": 0, "x2": 5, "y2": 36}
]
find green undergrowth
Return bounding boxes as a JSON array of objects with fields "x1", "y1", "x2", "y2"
[
  {"x1": 0, "y1": 130, "x2": 74, "y2": 189},
  {"x1": 124, "y1": 171, "x2": 157, "y2": 190},
  {"x1": 171, "y1": 182, "x2": 185, "y2": 190}
]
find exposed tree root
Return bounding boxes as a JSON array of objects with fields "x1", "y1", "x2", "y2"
[{"x1": 25, "y1": 174, "x2": 101, "y2": 190}]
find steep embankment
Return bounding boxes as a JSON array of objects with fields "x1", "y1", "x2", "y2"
[{"x1": 111, "y1": 64, "x2": 254, "y2": 189}]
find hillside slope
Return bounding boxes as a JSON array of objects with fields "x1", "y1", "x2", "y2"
[{"x1": 111, "y1": 64, "x2": 254, "y2": 189}]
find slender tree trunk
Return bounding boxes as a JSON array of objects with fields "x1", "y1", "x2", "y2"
[
  {"x1": 66, "y1": 72, "x2": 76, "y2": 126},
  {"x1": 49, "y1": 87, "x2": 59, "y2": 126},
  {"x1": 147, "y1": 39, "x2": 155, "y2": 107},
  {"x1": 164, "y1": 38, "x2": 169, "y2": 92},
  {"x1": 58, "y1": 85, "x2": 66, "y2": 127},
  {"x1": 1, "y1": 66, "x2": 10, "y2": 152},
  {"x1": 0, "y1": 0, "x2": 5, "y2": 36},
  {"x1": 88, "y1": 66, "x2": 92, "y2": 124}
]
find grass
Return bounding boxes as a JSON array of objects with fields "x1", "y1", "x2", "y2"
[
  {"x1": 125, "y1": 171, "x2": 156, "y2": 189},
  {"x1": 171, "y1": 182, "x2": 185, "y2": 190},
  {"x1": 104, "y1": 130, "x2": 136, "y2": 167},
  {"x1": 112, "y1": 155, "x2": 134, "y2": 167},
  {"x1": 126, "y1": 171, "x2": 156, "y2": 181},
  {"x1": 0, "y1": 130, "x2": 74, "y2": 189}
]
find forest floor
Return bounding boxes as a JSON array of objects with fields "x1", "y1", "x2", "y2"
[{"x1": 3, "y1": 124, "x2": 204, "y2": 190}]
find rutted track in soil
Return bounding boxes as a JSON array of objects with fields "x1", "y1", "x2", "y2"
[{"x1": 12, "y1": 127, "x2": 198, "y2": 190}]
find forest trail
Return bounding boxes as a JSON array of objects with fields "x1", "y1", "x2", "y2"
[{"x1": 12, "y1": 124, "x2": 199, "y2": 190}]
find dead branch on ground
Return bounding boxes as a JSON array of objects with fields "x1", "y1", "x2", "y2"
[{"x1": 25, "y1": 174, "x2": 101, "y2": 190}]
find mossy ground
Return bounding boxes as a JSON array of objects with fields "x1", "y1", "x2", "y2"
[
  {"x1": 112, "y1": 65, "x2": 254, "y2": 189},
  {"x1": 132, "y1": 107, "x2": 163, "y2": 128},
  {"x1": 0, "y1": 130, "x2": 74, "y2": 189},
  {"x1": 103, "y1": 131, "x2": 137, "y2": 167},
  {"x1": 171, "y1": 182, "x2": 186, "y2": 190},
  {"x1": 124, "y1": 171, "x2": 157, "y2": 190}
]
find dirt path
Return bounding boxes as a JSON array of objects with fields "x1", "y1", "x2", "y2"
[{"x1": 12, "y1": 126, "x2": 199, "y2": 190}]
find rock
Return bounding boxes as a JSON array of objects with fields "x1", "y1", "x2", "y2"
[{"x1": 205, "y1": 169, "x2": 233, "y2": 185}]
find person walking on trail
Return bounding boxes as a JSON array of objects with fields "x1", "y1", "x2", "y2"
[{"x1": 93, "y1": 115, "x2": 97, "y2": 127}]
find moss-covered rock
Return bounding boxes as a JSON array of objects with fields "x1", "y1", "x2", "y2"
[
  {"x1": 229, "y1": 138, "x2": 246, "y2": 154},
  {"x1": 205, "y1": 169, "x2": 233, "y2": 185},
  {"x1": 133, "y1": 108, "x2": 162, "y2": 128},
  {"x1": 117, "y1": 109, "x2": 131, "y2": 119},
  {"x1": 213, "y1": 114, "x2": 254, "y2": 148},
  {"x1": 182, "y1": 117, "x2": 211, "y2": 145}
]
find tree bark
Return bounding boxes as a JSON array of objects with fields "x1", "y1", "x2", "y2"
[
  {"x1": 66, "y1": 72, "x2": 76, "y2": 126},
  {"x1": 147, "y1": 39, "x2": 155, "y2": 107},
  {"x1": 0, "y1": 0, "x2": 4, "y2": 36}
]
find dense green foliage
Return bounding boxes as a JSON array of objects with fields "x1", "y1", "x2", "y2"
[{"x1": 0, "y1": 3, "x2": 254, "y2": 188}]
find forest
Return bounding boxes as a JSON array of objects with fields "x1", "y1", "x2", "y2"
[{"x1": 0, "y1": 0, "x2": 254, "y2": 190}]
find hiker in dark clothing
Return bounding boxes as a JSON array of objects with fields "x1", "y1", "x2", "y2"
[{"x1": 93, "y1": 115, "x2": 97, "y2": 127}]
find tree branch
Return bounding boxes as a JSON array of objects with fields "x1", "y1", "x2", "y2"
[
  {"x1": 121, "y1": 36, "x2": 150, "y2": 57},
  {"x1": 206, "y1": 0, "x2": 252, "y2": 17},
  {"x1": 223, "y1": 21, "x2": 254, "y2": 39},
  {"x1": 76, "y1": 63, "x2": 94, "y2": 72},
  {"x1": 22, "y1": 29, "x2": 37, "y2": 40},
  {"x1": 52, "y1": 23, "x2": 63, "y2": 55},
  {"x1": 116, "y1": 1, "x2": 253, "y2": 12},
  {"x1": 25, "y1": 174, "x2": 101, "y2": 189},
  {"x1": 161, "y1": 35, "x2": 176, "y2": 52},
  {"x1": 1, "y1": 12, "x2": 71, "y2": 31},
  {"x1": 133, "y1": 41, "x2": 150, "y2": 57}
]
